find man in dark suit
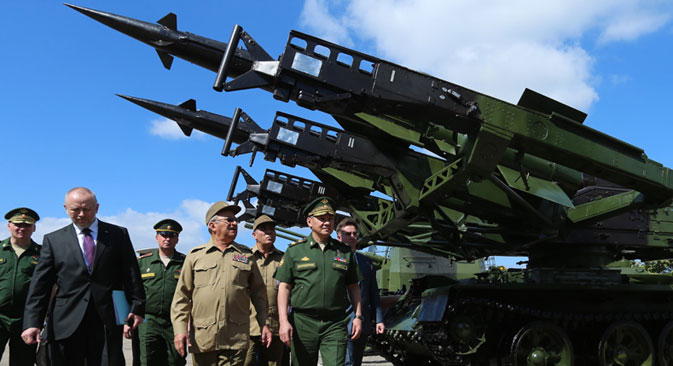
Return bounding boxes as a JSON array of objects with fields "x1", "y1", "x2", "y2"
[
  {"x1": 336, "y1": 218, "x2": 385, "y2": 366},
  {"x1": 21, "y1": 187, "x2": 146, "y2": 366}
]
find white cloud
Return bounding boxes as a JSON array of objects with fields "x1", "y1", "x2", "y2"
[
  {"x1": 300, "y1": 0, "x2": 673, "y2": 110},
  {"x1": 149, "y1": 118, "x2": 187, "y2": 140},
  {"x1": 149, "y1": 118, "x2": 206, "y2": 140},
  {"x1": 598, "y1": 7, "x2": 671, "y2": 43},
  {"x1": 300, "y1": 0, "x2": 354, "y2": 46}
]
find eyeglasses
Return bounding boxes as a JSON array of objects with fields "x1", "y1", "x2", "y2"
[
  {"x1": 340, "y1": 231, "x2": 357, "y2": 237},
  {"x1": 214, "y1": 217, "x2": 238, "y2": 223},
  {"x1": 157, "y1": 231, "x2": 178, "y2": 238}
]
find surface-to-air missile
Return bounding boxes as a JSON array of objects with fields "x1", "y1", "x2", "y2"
[{"x1": 69, "y1": 4, "x2": 673, "y2": 365}]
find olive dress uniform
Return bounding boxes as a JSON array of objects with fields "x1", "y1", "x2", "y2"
[
  {"x1": 137, "y1": 249, "x2": 186, "y2": 366},
  {"x1": 171, "y1": 239, "x2": 268, "y2": 366},
  {"x1": 244, "y1": 245, "x2": 286, "y2": 366},
  {"x1": 274, "y1": 235, "x2": 361, "y2": 366},
  {"x1": 0, "y1": 208, "x2": 40, "y2": 366}
]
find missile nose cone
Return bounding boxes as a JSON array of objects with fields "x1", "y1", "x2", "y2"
[
  {"x1": 66, "y1": 3, "x2": 176, "y2": 47},
  {"x1": 64, "y1": 3, "x2": 124, "y2": 25},
  {"x1": 116, "y1": 94, "x2": 154, "y2": 109},
  {"x1": 116, "y1": 94, "x2": 195, "y2": 137},
  {"x1": 116, "y1": 94, "x2": 177, "y2": 118}
]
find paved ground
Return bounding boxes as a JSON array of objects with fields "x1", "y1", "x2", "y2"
[{"x1": 1, "y1": 338, "x2": 392, "y2": 365}]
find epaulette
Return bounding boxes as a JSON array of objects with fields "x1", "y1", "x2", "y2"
[
  {"x1": 235, "y1": 243, "x2": 253, "y2": 253},
  {"x1": 190, "y1": 244, "x2": 207, "y2": 253},
  {"x1": 138, "y1": 252, "x2": 153, "y2": 259},
  {"x1": 288, "y1": 238, "x2": 307, "y2": 247}
]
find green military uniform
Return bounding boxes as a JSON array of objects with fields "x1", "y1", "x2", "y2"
[
  {"x1": 274, "y1": 197, "x2": 361, "y2": 366},
  {"x1": 0, "y1": 207, "x2": 40, "y2": 366},
  {"x1": 135, "y1": 218, "x2": 187, "y2": 366},
  {"x1": 137, "y1": 249, "x2": 186, "y2": 366}
]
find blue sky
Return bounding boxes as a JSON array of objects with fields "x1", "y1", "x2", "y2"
[{"x1": 2, "y1": 1, "x2": 672, "y2": 264}]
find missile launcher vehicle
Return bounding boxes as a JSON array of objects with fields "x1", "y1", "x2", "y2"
[{"x1": 69, "y1": 4, "x2": 673, "y2": 365}]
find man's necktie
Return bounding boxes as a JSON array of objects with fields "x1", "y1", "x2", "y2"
[{"x1": 82, "y1": 228, "x2": 95, "y2": 272}]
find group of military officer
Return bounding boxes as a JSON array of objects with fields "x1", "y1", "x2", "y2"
[{"x1": 1, "y1": 196, "x2": 383, "y2": 366}]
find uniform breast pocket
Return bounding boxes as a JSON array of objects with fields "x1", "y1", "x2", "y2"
[
  {"x1": 332, "y1": 262, "x2": 348, "y2": 272},
  {"x1": 231, "y1": 262, "x2": 251, "y2": 287},
  {"x1": 296, "y1": 263, "x2": 317, "y2": 272},
  {"x1": 21, "y1": 264, "x2": 36, "y2": 276},
  {"x1": 193, "y1": 262, "x2": 218, "y2": 288}
]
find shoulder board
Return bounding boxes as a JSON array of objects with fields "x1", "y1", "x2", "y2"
[
  {"x1": 138, "y1": 252, "x2": 153, "y2": 259},
  {"x1": 175, "y1": 251, "x2": 186, "y2": 259},
  {"x1": 189, "y1": 245, "x2": 207, "y2": 253},
  {"x1": 289, "y1": 238, "x2": 307, "y2": 247},
  {"x1": 235, "y1": 244, "x2": 253, "y2": 253}
]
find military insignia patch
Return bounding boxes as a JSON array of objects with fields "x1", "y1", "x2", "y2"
[
  {"x1": 232, "y1": 253, "x2": 249, "y2": 264},
  {"x1": 301, "y1": 256, "x2": 310, "y2": 261},
  {"x1": 32, "y1": 255, "x2": 39, "y2": 261},
  {"x1": 141, "y1": 273, "x2": 155, "y2": 279},
  {"x1": 333, "y1": 250, "x2": 347, "y2": 263},
  {"x1": 297, "y1": 263, "x2": 317, "y2": 270}
]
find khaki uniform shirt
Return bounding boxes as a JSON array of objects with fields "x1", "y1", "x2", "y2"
[
  {"x1": 248, "y1": 246, "x2": 284, "y2": 336},
  {"x1": 171, "y1": 239, "x2": 268, "y2": 353},
  {"x1": 274, "y1": 235, "x2": 360, "y2": 314}
]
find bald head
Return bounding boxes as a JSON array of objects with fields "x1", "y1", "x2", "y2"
[{"x1": 64, "y1": 187, "x2": 99, "y2": 228}]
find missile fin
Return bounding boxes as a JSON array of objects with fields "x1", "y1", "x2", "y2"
[
  {"x1": 177, "y1": 123, "x2": 193, "y2": 137},
  {"x1": 157, "y1": 13, "x2": 177, "y2": 30},
  {"x1": 178, "y1": 99, "x2": 196, "y2": 111},
  {"x1": 155, "y1": 50, "x2": 174, "y2": 70}
]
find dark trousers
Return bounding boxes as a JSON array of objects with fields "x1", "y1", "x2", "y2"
[
  {"x1": 50, "y1": 302, "x2": 124, "y2": 366},
  {"x1": 0, "y1": 313, "x2": 37, "y2": 366},
  {"x1": 345, "y1": 332, "x2": 369, "y2": 366}
]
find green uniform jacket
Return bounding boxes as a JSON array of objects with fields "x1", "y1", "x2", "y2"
[
  {"x1": 274, "y1": 235, "x2": 361, "y2": 313},
  {"x1": 0, "y1": 238, "x2": 41, "y2": 317},
  {"x1": 137, "y1": 249, "x2": 185, "y2": 317}
]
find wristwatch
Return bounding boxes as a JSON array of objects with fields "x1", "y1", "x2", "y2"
[{"x1": 354, "y1": 314, "x2": 364, "y2": 321}]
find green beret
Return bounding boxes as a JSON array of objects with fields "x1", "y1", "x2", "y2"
[
  {"x1": 205, "y1": 201, "x2": 241, "y2": 225},
  {"x1": 253, "y1": 215, "x2": 277, "y2": 231},
  {"x1": 154, "y1": 218, "x2": 183, "y2": 233},
  {"x1": 5, "y1": 207, "x2": 39, "y2": 224},
  {"x1": 303, "y1": 196, "x2": 336, "y2": 217}
]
